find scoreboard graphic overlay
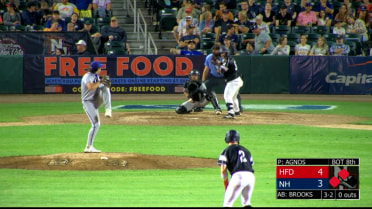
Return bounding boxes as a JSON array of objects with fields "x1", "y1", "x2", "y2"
[{"x1": 276, "y1": 158, "x2": 359, "y2": 199}]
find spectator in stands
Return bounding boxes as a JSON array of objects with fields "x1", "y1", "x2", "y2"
[
  {"x1": 174, "y1": 9, "x2": 199, "y2": 41},
  {"x1": 214, "y1": 2, "x2": 233, "y2": 21},
  {"x1": 80, "y1": 19, "x2": 102, "y2": 53},
  {"x1": 332, "y1": 19, "x2": 346, "y2": 35},
  {"x1": 346, "y1": 14, "x2": 368, "y2": 41},
  {"x1": 214, "y1": 9, "x2": 234, "y2": 38},
  {"x1": 239, "y1": 42, "x2": 259, "y2": 55},
  {"x1": 70, "y1": 0, "x2": 92, "y2": 18},
  {"x1": 329, "y1": 35, "x2": 350, "y2": 55},
  {"x1": 66, "y1": 22, "x2": 75, "y2": 31},
  {"x1": 251, "y1": 23, "x2": 274, "y2": 54},
  {"x1": 309, "y1": 36, "x2": 329, "y2": 55},
  {"x1": 92, "y1": 0, "x2": 111, "y2": 18},
  {"x1": 45, "y1": 10, "x2": 66, "y2": 31},
  {"x1": 237, "y1": 0, "x2": 249, "y2": 19},
  {"x1": 346, "y1": 15, "x2": 369, "y2": 55},
  {"x1": 101, "y1": 16, "x2": 131, "y2": 54},
  {"x1": 234, "y1": 10, "x2": 251, "y2": 34},
  {"x1": 218, "y1": 24, "x2": 239, "y2": 48},
  {"x1": 247, "y1": 0, "x2": 261, "y2": 22},
  {"x1": 21, "y1": 1, "x2": 39, "y2": 26},
  {"x1": 43, "y1": 19, "x2": 60, "y2": 31},
  {"x1": 67, "y1": 12, "x2": 84, "y2": 31},
  {"x1": 283, "y1": 0, "x2": 299, "y2": 26},
  {"x1": 357, "y1": 0, "x2": 372, "y2": 15},
  {"x1": 343, "y1": 0, "x2": 356, "y2": 17},
  {"x1": 314, "y1": 0, "x2": 334, "y2": 21},
  {"x1": 0, "y1": 16, "x2": 3, "y2": 25},
  {"x1": 357, "y1": 5, "x2": 370, "y2": 28},
  {"x1": 176, "y1": 0, "x2": 199, "y2": 24},
  {"x1": 54, "y1": 0, "x2": 79, "y2": 20},
  {"x1": 255, "y1": 14, "x2": 270, "y2": 33},
  {"x1": 55, "y1": 48, "x2": 65, "y2": 55},
  {"x1": 178, "y1": 24, "x2": 200, "y2": 49},
  {"x1": 261, "y1": 0, "x2": 277, "y2": 14},
  {"x1": 296, "y1": 2, "x2": 317, "y2": 26},
  {"x1": 259, "y1": 2, "x2": 276, "y2": 32},
  {"x1": 222, "y1": 36, "x2": 239, "y2": 55},
  {"x1": 276, "y1": 4, "x2": 292, "y2": 27},
  {"x1": 170, "y1": 39, "x2": 203, "y2": 55},
  {"x1": 271, "y1": 36, "x2": 290, "y2": 55},
  {"x1": 176, "y1": 15, "x2": 200, "y2": 45},
  {"x1": 199, "y1": 3, "x2": 211, "y2": 22},
  {"x1": 39, "y1": 1, "x2": 52, "y2": 25},
  {"x1": 199, "y1": 11, "x2": 214, "y2": 34},
  {"x1": 3, "y1": 3, "x2": 21, "y2": 27},
  {"x1": 75, "y1": 39, "x2": 90, "y2": 55},
  {"x1": 334, "y1": 4, "x2": 350, "y2": 27},
  {"x1": 316, "y1": 9, "x2": 332, "y2": 26},
  {"x1": 0, "y1": 0, "x2": 7, "y2": 10},
  {"x1": 295, "y1": 34, "x2": 311, "y2": 55}
]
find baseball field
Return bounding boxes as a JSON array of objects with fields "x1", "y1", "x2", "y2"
[{"x1": 0, "y1": 93, "x2": 371, "y2": 207}]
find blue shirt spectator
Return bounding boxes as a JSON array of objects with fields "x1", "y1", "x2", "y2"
[{"x1": 21, "y1": 2, "x2": 40, "y2": 26}]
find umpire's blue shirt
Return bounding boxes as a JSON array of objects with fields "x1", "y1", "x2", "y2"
[{"x1": 204, "y1": 54, "x2": 224, "y2": 78}]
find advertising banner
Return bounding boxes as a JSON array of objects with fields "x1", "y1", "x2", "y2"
[
  {"x1": 23, "y1": 55, "x2": 206, "y2": 94},
  {"x1": 0, "y1": 31, "x2": 96, "y2": 55},
  {"x1": 290, "y1": 56, "x2": 372, "y2": 94}
]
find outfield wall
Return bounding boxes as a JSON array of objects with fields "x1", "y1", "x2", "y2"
[{"x1": 0, "y1": 55, "x2": 371, "y2": 94}]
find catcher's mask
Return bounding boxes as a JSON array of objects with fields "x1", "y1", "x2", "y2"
[
  {"x1": 188, "y1": 70, "x2": 200, "y2": 79},
  {"x1": 225, "y1": 130, "x2": 240, "y2": 143}
]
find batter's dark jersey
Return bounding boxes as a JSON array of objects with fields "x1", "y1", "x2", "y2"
[
  {"x1": 221, "y1": 56, "x2": 239, "y2": 82},
  {"x1": 218, "y1": 144, "x2": 254, "y2": 176}
]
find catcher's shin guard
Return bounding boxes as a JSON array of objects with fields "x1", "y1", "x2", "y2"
[
  {"x1": 210, "y1": 95, "x2": 221, "y2": 111},
  {"x1": 175, "y1": 105, "x2": 190, "y2": 114}
]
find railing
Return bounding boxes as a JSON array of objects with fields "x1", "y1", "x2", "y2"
[
  {"x1": 123, "y1": 0, "x2": 136, "y2": 32},
  {"x1": 136, "y1": 8, "x2": 148, "y2": 54},
  {"x1": 147, "y1": 33, "x2": 158, "y2": 55}
]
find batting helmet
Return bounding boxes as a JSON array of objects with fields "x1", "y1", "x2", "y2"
[
  {"x1": 219, "y1": 45, "x2": 229, "y2": 56},
  {"x1": 225, "y1": 130, "x2": 240, "y2": 143},
  {"x1": 188, "y1": 69, "x2": 200, "y2": 79}
]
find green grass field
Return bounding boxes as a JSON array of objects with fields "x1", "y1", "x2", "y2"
[{"x1": 0, "y1": 95, "x2": 371, "y2": 207}]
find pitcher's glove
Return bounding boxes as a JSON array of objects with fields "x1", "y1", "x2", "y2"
[{"x1": 101, "y1": 75, "x2": 111, "y2": 87}]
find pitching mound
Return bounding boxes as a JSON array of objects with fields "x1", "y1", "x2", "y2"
[{"x1": 0, "y1": 152, "x2": 217, "y2": 171}]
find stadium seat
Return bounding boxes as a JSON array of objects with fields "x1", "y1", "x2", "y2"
[
  {"x1": 269, "y1": 33, "x2": 280, "y2": 44},
  {"x1": 285, "y1": 33, "x2": 300, "y2": 43},
  {"x1": 273, "y1": 25, "x2": 291, "y2": 35},
  {"x1": 286, "y1": 40, "x2": 297, "y2": 55},
  {"x1": 104, "y1": 41, "x2": 127, "y2": 55},
  {"x1": 96, "y1": 17, "x2": 111, "y2": 28},
  {"x1": 291, "y1": 25, "x2": 310, "y2": 35},
  {"x1": 311, "y1": 25, "x2": 330, "y2": 35},
  {"x1": 307, "y1": 33, "x2": 321, "y2": 43},
  {"x1": 344, "y1": 41, "x2": 357, "y2": 56},
  {"x1": 158, "y1": 10, "x2": 177, "y2": 39},
  {"x1": 0, "y1": 25, "x2": 8, "y2": 31},
  {"x1": 107, "y1": 48, "x2": 129, "y2": 55}
]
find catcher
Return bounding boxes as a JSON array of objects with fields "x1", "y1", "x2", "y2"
[{"x1": 175, "y1": 70, "x2": 211, "y2": 114}]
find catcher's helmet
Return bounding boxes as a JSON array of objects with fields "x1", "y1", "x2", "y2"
[
  {"x1": 225, "y1": 129, "x2": 240, "y2": 143},
  {"x1": 188, "y1": 70, "x2": 200, "y2": 78}
]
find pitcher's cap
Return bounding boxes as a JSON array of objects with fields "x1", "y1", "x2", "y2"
[{"x1": 90, "y1": 61, "x2": 104, "y2": 69}]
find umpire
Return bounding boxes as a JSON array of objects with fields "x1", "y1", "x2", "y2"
[{"x1": 202, "y1": 44, "x2": 224, "y2": 114}]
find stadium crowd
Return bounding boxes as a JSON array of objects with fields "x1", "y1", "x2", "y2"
[
  {"x1": 158, "y1": 0, "x2": 372, "y2": 56},
  {"x1": 1, "y1": 0, "x2": 372, "y2": 55}
]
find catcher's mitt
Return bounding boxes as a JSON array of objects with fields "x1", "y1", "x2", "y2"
[
  {"x1": 188, "y1": 81, "x2": 203, "y2": 101},
  {"x1": 101, "y1": 75, "x2": 111, "y2": 87}
]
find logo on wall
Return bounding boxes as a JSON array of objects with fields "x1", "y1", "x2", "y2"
[{"x1": 0, "y1": 38, "x2": 24, "y2": 55}]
